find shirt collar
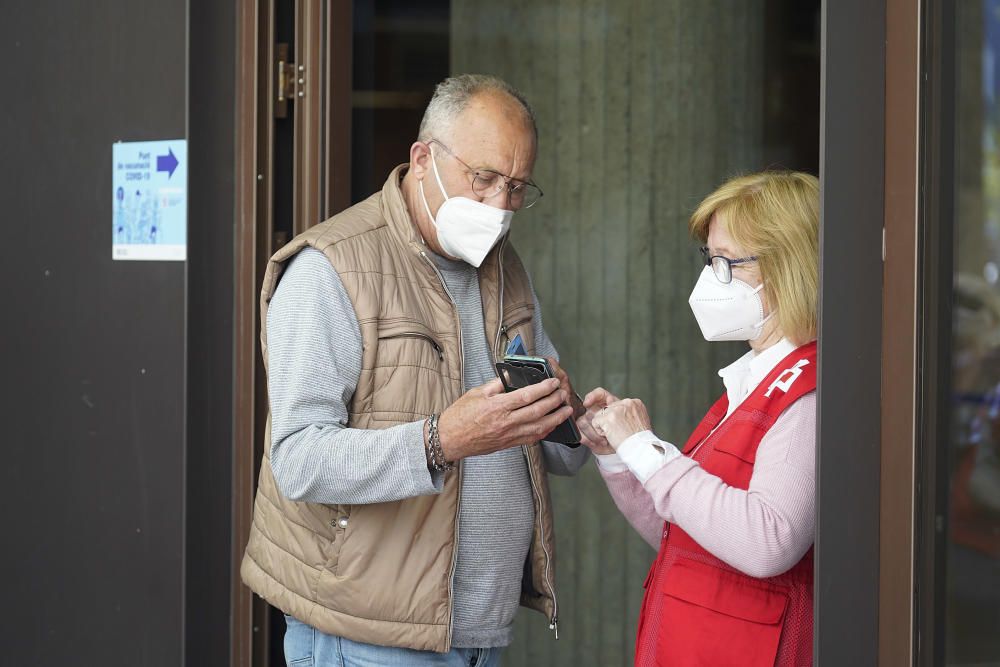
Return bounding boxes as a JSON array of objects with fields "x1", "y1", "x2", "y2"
[{"x1": 718, "y1": 338, "x2": 797, "y2": 412}]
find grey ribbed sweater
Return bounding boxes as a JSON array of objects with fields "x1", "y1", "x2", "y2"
[{"x1": 266, "y1": 247, "x2": 588, "y2": 649}]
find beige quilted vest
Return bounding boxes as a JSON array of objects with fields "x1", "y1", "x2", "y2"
[{"x1": 240, "y1": 165, "x2": 560, "y2": 652}]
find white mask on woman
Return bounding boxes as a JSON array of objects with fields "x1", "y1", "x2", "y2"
[
  {"x1": 419, "y1": 147, "x2": 513, "y2": 267},
  {"x1": 688, "y1": 266, "x2": 772, "y2": 341}
]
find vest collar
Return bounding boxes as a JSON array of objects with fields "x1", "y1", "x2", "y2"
[{"x1": 380, "y1": 164, "x2": 424, "y2": 250}]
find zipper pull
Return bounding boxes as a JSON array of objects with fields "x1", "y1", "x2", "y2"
[
  {"x1": 496, "y1": 325, "x2": 508, "y2": 362},
  {"x1": 432, "y1": 341, "x2": 444, "y2": 361},
  {"x1": 549, "y1": 617, "x2": 559, "y2": 639}
]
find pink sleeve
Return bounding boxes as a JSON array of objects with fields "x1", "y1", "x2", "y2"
[
  {"x1": 642, "y1": 392, "x2": 816, "y2": 578},
  {"x1": 598, "y1": 464, "x2": 681, "y2": 550}
]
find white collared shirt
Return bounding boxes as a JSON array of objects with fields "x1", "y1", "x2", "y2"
[
  {"x1": 717, "y1": 338, "x2": 796, "y2": 419},
  {"x1": 596, "y1": 338, "x2": 797, "y2": 481}
]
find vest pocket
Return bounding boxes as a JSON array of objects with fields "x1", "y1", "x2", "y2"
[
  {"x1": 376, "y1": 319, "x2": 448, "y2": 374},
  {"x1": 712, "y1": 417, "x2": 769, "y2": 464},
  {"x1": 500, "y1": 310, "x2": 534, "y2": 354},
  {"x1": 310, "y1": 504, "x2": 349, "y2": 574},
  {"x1": 655, "y1": 558, "x2": 788, "y2": 667},
  {"x1": 378, "y1": 331, "x2": 444, "y2": 361}
]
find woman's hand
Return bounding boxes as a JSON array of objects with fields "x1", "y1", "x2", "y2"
[
  {"x1": 576, "y1": 388, "x2": 620, "y2": 455},
  {"x1": 591, "y1": 397, "x2": 653, "y2": 450}
]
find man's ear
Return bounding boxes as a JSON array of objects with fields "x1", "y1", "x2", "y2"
[{"x1": 409, "y1": 141, "x2": 432, "y2": 180}]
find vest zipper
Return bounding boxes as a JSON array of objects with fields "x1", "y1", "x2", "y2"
[
  {"x1": 422, "y1": 243, "x2": 559, "y2": 643},
  {"x1": 379, "y1": 332, "x2": 444, "y2": 361},
  {"x1": 492, "y1": 237, "x2": 508, "y2": 364},
  {"x1": 492, "y1": 238, "x2": 559, "y2": 637},
  {"x1": 523, "y1": 443, "x2": 560, "y2": 638},
  {"x1": 419, "y1": 250, "x2": 464, "y2": 649}
]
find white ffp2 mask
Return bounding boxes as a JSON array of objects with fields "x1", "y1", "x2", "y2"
[
  {"x1": 419, "y1": 148, "x2": 513, "y2": 267},
  {"x1": 688, "y1": 266, "x2": 771, "y2": 341}
]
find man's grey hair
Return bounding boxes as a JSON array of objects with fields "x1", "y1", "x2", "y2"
[{"x1": 418, "y1": 74, "x2": 538, "y2": 143}]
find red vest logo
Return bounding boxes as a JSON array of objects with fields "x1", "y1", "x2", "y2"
[{"x1": 764, "y1": 358, "x2": 810, "y2": 397}]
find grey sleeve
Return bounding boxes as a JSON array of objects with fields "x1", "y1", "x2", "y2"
[
  {"x1": 529, "y1": 285, "x2": 591, "y2": 476},
  {"x1": 266, "y1": 248, "x2": 443, "y2": 504}
]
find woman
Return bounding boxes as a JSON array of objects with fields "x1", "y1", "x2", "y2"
[{"x1": 579, "y1": 171, "x2": 819, "y2": 667}]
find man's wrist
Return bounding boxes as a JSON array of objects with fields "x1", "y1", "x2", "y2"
[{"x1": 424, "y1": 413, "x2": 455, "y2": 472}]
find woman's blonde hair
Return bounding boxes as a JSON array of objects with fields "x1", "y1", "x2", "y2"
[{"x1": 689, "y1": 171, "x2": 819, "y2": 345}]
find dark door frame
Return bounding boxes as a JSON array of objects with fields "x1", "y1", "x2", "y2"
[
  {"x1": 815, "y1": 0, "x2": 886, "y2": 664},
  {"x1": 232, "y1": 2, "x2": 353, "y2": 665},
  {"x1": 881, "y1": 0, "x2": 922, "y2": 663},
  {"x1": 232, "y1": 0, "x2": 260, "y2": 665},
  {"x1": 914, "y1": 0, "x2": 957, "y2": 664}
]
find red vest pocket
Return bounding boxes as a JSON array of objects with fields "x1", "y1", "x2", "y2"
[
  {"x1": 654, "y1": 558, "x2": 788, "y2": 667},
  {"x1": 711, "y1": 414, "x2": 770, "y2": 465}
]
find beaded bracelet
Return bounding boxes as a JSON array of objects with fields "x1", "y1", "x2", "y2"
[{"x1": 425, "y1": 413, "x2": 455, "y2": 472}]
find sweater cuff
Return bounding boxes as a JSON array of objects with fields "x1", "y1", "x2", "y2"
[
  {"x1": 405, "y1": 419, "x2": 444, "y2": 494},
  {"x1": 616, "y1": 430, "x2": 681, "y2": 484},
  {"x1": 594, "y1": 452, "x2": 630, "y2": 473}
]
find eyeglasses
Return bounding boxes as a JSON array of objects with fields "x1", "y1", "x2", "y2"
[
  {"x1": 699, "y1": 246, "x2": 758, "y2": 284},
  {"x1": 428, "y1": 139, "x2": 543, "y2": 210}
]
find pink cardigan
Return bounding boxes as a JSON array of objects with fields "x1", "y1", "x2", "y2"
[{"x1": 597, "y1": 392, "x2": 816, "y2": 579}]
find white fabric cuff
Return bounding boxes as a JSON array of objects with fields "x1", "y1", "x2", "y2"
[
  {"x1": 616, "y1": 430, "x2": 681, "y2": 484},
  {"x1": 594, "y1": 452, "x2": 630, "y2": 473}
]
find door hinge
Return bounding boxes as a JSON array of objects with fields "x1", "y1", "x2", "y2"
[{"x1": 275, "y1": 42, "x2": 304, "y2": 118}]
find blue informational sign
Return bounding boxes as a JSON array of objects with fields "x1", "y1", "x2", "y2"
[{"x1": 112, "y1": 139, "x2": 187, "y2": 261}]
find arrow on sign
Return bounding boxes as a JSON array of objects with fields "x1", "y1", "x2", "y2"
[{"x1": 157, "y1": 148, "x2": 179, "y2": 179}]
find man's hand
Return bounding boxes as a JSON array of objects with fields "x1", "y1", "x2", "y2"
[
  {"x1": 545, "y1": 357, "x2": 585, "y2": 419},
  {"x1": 437, "y1": 378, "x2": 575, "y2": 461},
  {"x1": 577, "y1": 387, "x2": 620, "y2": 455}
]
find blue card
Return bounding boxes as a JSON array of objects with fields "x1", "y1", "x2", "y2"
[{"x1": 506, "y1": 333, "x2": 526, "y2": 356}]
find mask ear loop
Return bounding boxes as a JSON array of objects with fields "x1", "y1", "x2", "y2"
[
  {"x1": 418, "y1": 145, "x2": 450, "y2": 233},
  {"x1": 418, "y1": 179, "x2": 435, "y2": 230},
  {"x1": 429, "y1": 145, "x2": 449, "y2": 199},
  {"x1": 752, "y1": 282, "x2": 775, "y2": 331}
]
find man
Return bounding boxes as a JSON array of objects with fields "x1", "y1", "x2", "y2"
[{"x1": 241, "y1": 74, "x2": 589, "y2": 667}]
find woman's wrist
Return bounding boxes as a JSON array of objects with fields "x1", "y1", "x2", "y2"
[
  {"x1": 594, "y1": 451, "x2": 629, "y2": 473},
  {"x1": 616, "y1": 430, "x2": 681, "y2": 484}
]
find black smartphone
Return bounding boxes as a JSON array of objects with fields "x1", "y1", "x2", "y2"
[{"x1": 495, "y1": 355, "x2": 581, "y2": 446}]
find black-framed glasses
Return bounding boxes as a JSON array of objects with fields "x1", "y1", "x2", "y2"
[
  {"x1": 428, "y1": 139, "x2": 543, "y2": 210},
  {"x1": 699, "y1": 246, "x2": 758, "y2": 284}
]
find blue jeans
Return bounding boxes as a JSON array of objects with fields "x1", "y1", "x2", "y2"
[{"x1": 284, "y1": 615, "x2": 503, "y2": 667}]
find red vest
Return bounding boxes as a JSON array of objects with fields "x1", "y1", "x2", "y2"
[{"x1": 635, "y1": 342, "x2": 817, "y2": 667}]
